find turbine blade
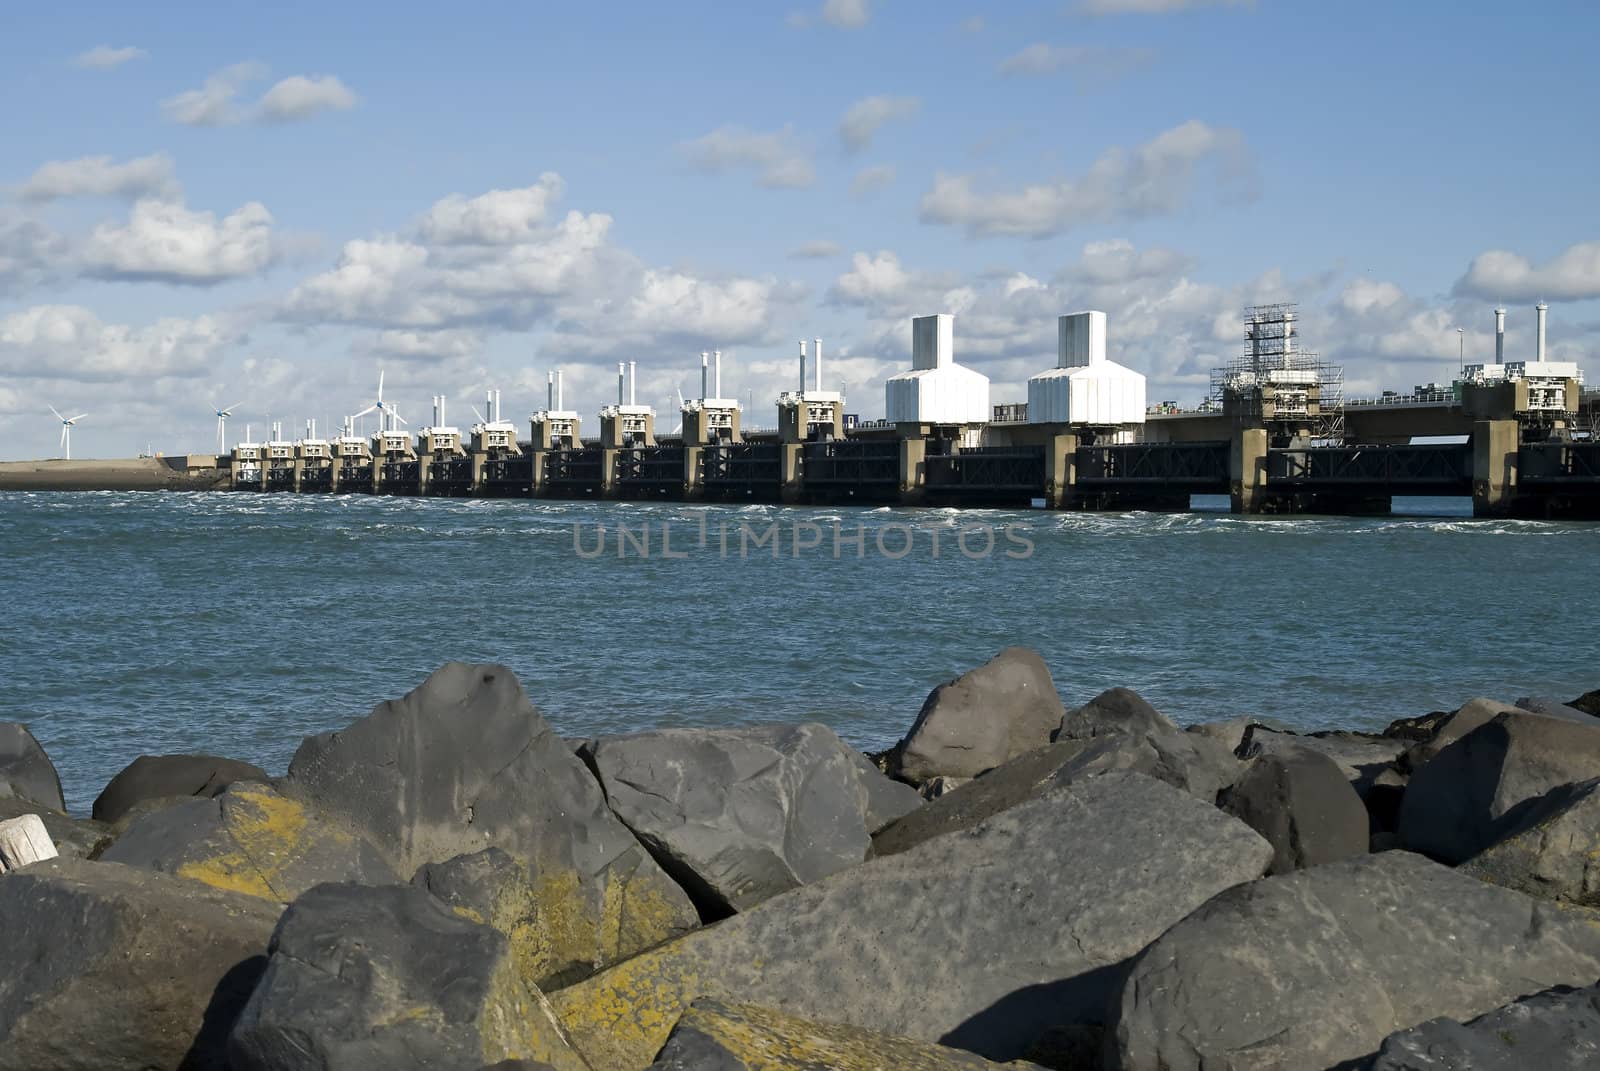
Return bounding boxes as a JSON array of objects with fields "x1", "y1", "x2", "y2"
[
  {"x1": 353, "y1": 404, "x2": 377, "y2": 419},
  {"x1": 69, "y1": 413, "x2": 88, "y2": 423},
  {"x1": 390, "y1": 411, "x2": 408, "y2": 426},
  {"x1": 377, "y1": 369, "x2": 384, "y2": 400},
  {"x1": 472, "y1": 406, "x2": 487, "y2": 423},
  {"x1": 49, "y1": 405, "x2": 64, "y2": 422},
  {"x1": 226, "y1": 401, "x2": 243, "y2": 413}
]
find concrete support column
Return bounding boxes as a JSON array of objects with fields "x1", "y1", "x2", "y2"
[
  {"x1": 1230, "y1": 427, "x2": 1268, "y2": 515},
  {"x1": 529, "y1": 450, "x2": 544, "y2": 497},
  {"x1": 683, "y1": 446, "x2": 703, "y2": 499},
  {"x1": 1472, "y1": 419, "x2": 1520, "y2": 517},
  {"x1": 602, "y1": 448, "x2": 618, "y2": 497},
  {"x1": 470, "y1": 453, "x2": 486, "y2": 494},
  {"x1": 371, "y1": 459, "x2": 382, "y2": 494},
  {"x1": 291, "y1": 459, "x2": 304, "y2": 493},
  {"x1": 898, "y1": 436, "x2": 926, "y2": 506},
  {"x1": 780, "y1": 443, "x2": 804, "y2": 504},
  {"x1": 418, "y1": 457, "x2": 431, "y2": 496},
  {"x1": 1044, "y1": 433, "x2": 1077, "y2": 510}
]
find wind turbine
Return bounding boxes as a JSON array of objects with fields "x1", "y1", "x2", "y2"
[
  {"x1": 50, "y1": 406, "x2": 87, "y2": 460},
  {"x1": 212, "y1": 400, "x2": 243, "y2": 453},
  {"x1": 352, "y1": 370, "x2": 405, "y2": 435}
]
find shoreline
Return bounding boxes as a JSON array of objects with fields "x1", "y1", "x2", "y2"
[{"x1": 0, "y1": 457, "x2": 229, "y2": 493}]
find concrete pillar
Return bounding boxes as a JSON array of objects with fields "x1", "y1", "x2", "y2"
[
  {"x1": 780, "y1": 443, "x2": 804, "y2": 504},
  {"x1": 470, "y1": 452, "x2": 486, "y2": 494},
  {"x1": 291, "y1": 459, "x2": 304, "y2": 493},
  {"x1": 683, "y1": 446, "x2": 703, "y2": 499},
  {"x1": 418, "y1": 456, "x2": 431, "y2": 496},
  {"x1": 529, "y1": 449, "x2": 545, "y2": 497},
  {"x1": 1472, "y1": 419, "x2": 1519, "y2": 517},
  {"x1": 1230, "y1": 427, "x2": 1269, "y2": 515},
  {"x1": 898, "y1": 436, "x2": 926, "y2": 506},
  {"x1": 602, "y1": 448, "x2": 618, "y2": 497},
  {"x1": 372, "y1": 455, "x2": 382, "y2": 494},
  {"x1": 329, "y1": 462, "x2": 341, "y2": 494},
  {"x1": 1044, "y1": 433, "x2": 1078, "y2": 509}
]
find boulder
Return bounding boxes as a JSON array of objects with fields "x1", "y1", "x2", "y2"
[
  {"x1": 1184, "y1": 716, "x2": 1294, "y2": 755},
  {"x1": 100, "y1": 781, "x2": 396, "y2": 903},
  {"x1": 1571, "y1": 689, "x2": 1600, "y2": 717},
  {"x1": 1518, "y1": 696, "x2": 1592, "y2": 720},
  {"x1": 887, "y1": 647, "x2": 1066, "y2": 782},
  {"x1": 412, "y1": 848, "x2": 546, "y2": 993},
  {"x1": 1399, "y1": 710, "x2": 1600, "y2": 863},
  {"x1": 1219, "y1": 748, "x2": 1368, "y2": 874},
  {"x1": 0, "y1": 796, "x2": 110, "y2": 859},
  {"x1": 1055, "y1": 687, "x2": 1176, "y2": 741},
  {"x1": 282, "y1": 662, "x2": 698, "y2": 989},
  {"x1": 0, "y1": 721, "x2": 65, "y2": 812},
  {"x1": 581, "y1": 722, "x2": 902, "y2": 914},
  {"x1": 228, "y1": 882, "x2": 586, "y2": 1071},
  {"x1": 645, "y1": 999, "x2": 1045, "y2": 1070},
  {"x1": 92, "y1": 753, "x2": 269, "y2": 825},
  {"x1": 1237, "y1": 724, "x2": 1406, "y2": 793},
  {"x1": 0, "y1": 858, "x2": 278, "y2": 1071},
  {"x1": 848, "y1": 751, "x2": 922, "y2": 831},
  {"x1": 1109, "y1": 851, "x2": 1600, "y2": 1071},
  {"x1": 1462, "y1": 777, "x2": 1600, "y2": 906},
  {"x1": 919, "y1": 775, "x2": 969, "y2": 800},
  {"x1": 1052, "y1": 727, "x2": 1241, "y2": 804},
  {"x1": 1399, "y1": 697, "x2": 1589, "y2": 773},
  {"x1": 1365, "y1": 980, "x2": 1600, "y2": 1070},
  {"x1": 550, "y1": 772, "x2": 1272, "y2": 1069}
]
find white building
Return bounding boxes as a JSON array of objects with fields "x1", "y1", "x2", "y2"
[
  {"x1": 884, "y1": 314, "x2": 991, "y2": 425},
  {"x1": 1027, "y1": 311, "x2": 1146, "y2": 426}
]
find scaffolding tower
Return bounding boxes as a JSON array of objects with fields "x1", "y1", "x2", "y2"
[{"x1": 1210, "y1": 303, "x2": 1345, "y2": 443}]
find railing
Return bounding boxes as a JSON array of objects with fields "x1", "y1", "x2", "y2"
[{"x1": 1076, "y1": 442, "x2": 1230, "y2": 492}]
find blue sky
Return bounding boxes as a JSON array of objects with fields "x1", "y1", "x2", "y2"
[{"x1": 3, "y1": 0, "x2": 1598, "y2": 458}]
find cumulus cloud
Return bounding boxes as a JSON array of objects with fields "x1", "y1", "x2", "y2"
[
  {"x1": 72, "y1": 45, "x2": 147, "y2": 70},
  {"x1": 919, "y1": 120, "x2": 1253, "y2": 238},
  {"x1": 1075, "y1": 0, "x2": 1254, "y2": 14},
  {"x1": 82, "y1": 199, "x2": 277, "y2": 284},
  {"x1": 418, "y1": 175, "x2": 565, "y2": 245},
  {"x1": 18, "y1": 153, "x2": 180, "y2": 202},
  {"x1": 839, "y1": 95, "x2": 920, "y2": 151},
  {"x1": 257, "y1": 75, "x2": 358, "y2": 122},
  {"x1": 850, "y1": 164, "x2": 897, "y2": 197},
  {"x1": 162, "y1": 61, "x2": 266, "y2": 126},
  {"x1": 360, "y1": 328, "x2": 485, "y2": 364},
  {"x1": 0, "y1": 212, "x2": 69, "y2": 291},
  {"x1": 1066, "y1": 239, "x2": 1192, "y2": 285},
  {"x1": 1454, "y1": 241, "x2": 1600, "y2": 303},
  {"x1": 997, "y1": 44, "x2": 1157, "y2": 86},
  {"x1": 786, "y1": 0, "x2": 871, "y2": 30},
  {"x1": 681, "y1": 125, "x2": 815, "y2": 189},
  {"x1": 789, "y1": 240, "x2": 841, "y2": 259},
  {"x1": 0, "y1": 305, "x2": 227, "y2": 381}
]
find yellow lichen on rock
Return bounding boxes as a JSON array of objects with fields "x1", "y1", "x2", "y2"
[
  {"x1": 477, "y1": 950, "x2": 591, "y2": 1071},
  {"x1": 550, "y1": 940, "x2": 712, "y2": 1071}
]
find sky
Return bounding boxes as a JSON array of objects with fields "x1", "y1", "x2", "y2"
[{"x1": 2, "y1": 0, "x2": 1598, "y2": 459}]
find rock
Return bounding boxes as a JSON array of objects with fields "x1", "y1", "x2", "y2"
[
  {"x1": 919, "y1": 775, "x2": 969, "y2": 800},
  {"x1": 848, "y1": 751, "x2": 922, "y2": 831},
  {"x1": 91, "y1": 753, "x2": 269, "y2": 825},
  {"x1": 1462, "y1": 777, "x2": 1600, "y2": 906},
  {"x1": 412, "y1": 848, "x2": 547, "y2": 994},
  {"x1": 1055, "y1": 687, "x2": 1176, "y2": 741},
  {"x1": 283, "y1": 662, "x2": 698, "y2": 989},
  {"x1": 645, "y1": 999, "x2": 1044, "y2": 1070},
  {"x1": 1238, "y1": 725, "x2": 1405, "y2": 790},
  {"x1": 1518, "y1": 696, "x2": 1592, "y2": 720},
  {"x1": 100, "y1": 781, "x2": 396, "y2": 903},
  {"x1": 1399, "y1": 710, "x2": 1600, "y2": 863},
  {"x1": 1399, "y1": 697, "x2": 1589, "y2": 773},
  {"x1": 228, "y1": 882, "x2": 587, "y2": 1071},
  {"x1": 550, "y1": 772, "x2": 1272, "y2": 1069},
  {"x1": 1021, "y1": 1024, "x2": 1103, "y2": 1071},
  {"x1": 1571, "y1": 689, "x2": 1600, "y2": 717},
  {"x1": 582, "y1": 722, "x2": 900, "y2": 914},
  {"x1": 873, "y1": 740, "x2": 1091, "y2": 858},
  {"x1": 1382, "y1": 707, "x2": 1454, "y2": 743},
  {"x1": 0, "y1": 796, "x2": 110, "y2": 859},
  {"x1": 887, "y1": 647, "x2": 1066, "y2": 782},
  {"x1": 1109, "y1": 851, "x2": 1600, "y2": 1071},
  {"x1": 1184, "y1": 716, "x2": 1294, "y2": 755},
  {"x1": 1219, "y1": 748, "x2": 1368, "y2": 874},
  {"x1": 1051, "y1": 728, "x2": 1241, "y2": 804},
  {"x1": 0, "y1": 722, "x2": 65, "y2": 812},
  {"x1": 0, "y1": 858, "x2": 278, "y2": 1071},
  {"x1": 1365, "y1": 981, "x2": 1600, "y2": 1070},
  {"x1": 0, "y1": 813, "x2": 57, "y2": 870}
]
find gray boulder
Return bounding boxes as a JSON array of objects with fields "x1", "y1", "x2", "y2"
[
  {"x1": 1518, "y1": 696, "x2": 1592, "y2": 720},
  {"x1": 0, "y1": 796, "x2": 109, "y2": 859},
  {"x1": 92, "y1": 753, "x2": 268, "y2": 825},
  {"x1": 582, "y1": 722, "x2": 900, "y2": 914},
  {"x1": 412, "y1": 848, "x2": 545, "y2": 991},
  {"x1": 549, "y1": 772, "x2": 1273, "y2": 1069},
  {"x1": 0, "y1": 722, "x2": 65, "y2": 812},
  {"x1": 1365, "y1": 981, "x2": 1600, "y2": 1070},
  {"x1": 645, "y1": 999, "x2": 1041, "y2": 1070},
  {"x1": 1572, "y1": 689, "x2": 1600, "y2": 717},
  {"x1": 1238, "y1": 724, "x2": 1406, "y2": 791},
  {"x1": 887, "y1": 647, "x2": 1066, "y2": 782},
  {"x1": 1185, "y1": 716, "x2": 1294, "y2": 755},
  {"x1": 100, "y1": 781, "x2": 396, "y2": 903},
  {"x1": 1056, "y1": 687, "x2": 1176, "y2": 741},
  {"x1": 1399, "y1": 697, "x2": 1590, "y2": 773},
  {"x1": 1051, "y1": 727, "x2": 1241, "y2": 804},
  {"x1": 1219, "y1": 748, "x2": 1368, "y2": 874},
  {"x1": 1399, "y1": 710, "x2": 1600, "y2": 863},
  {"x1": 1110, "y1": 852, "x2": 1600, "y2": 1071},
  {"x1": 0, "y1": 858, "x2": 278, "y2": 1071},
  {"x1": 283, "y1": 662, "x2": 698, "y2": 989},
  {"x1": 848, "y1": 751, "x2": 922, "y2": 831},
  {"x1": 1462, "y1": 777, "x2": 1600, "y2": 906},
  {"x1": 228, "y1": 882, "x2": 587, "y2": 1071}
]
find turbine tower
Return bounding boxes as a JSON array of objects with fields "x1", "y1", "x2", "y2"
[
  {"x1": 49, "y1": 406, "x2": 87, "y2": 460},
  {"x1": 213, "y1": 400, "x2": 243, "y2": 453}
]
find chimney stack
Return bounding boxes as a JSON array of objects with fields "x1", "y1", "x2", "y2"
[
  {"x1": 1536, "y1": 302, "x2": 1548, "y2": 363},
  {"x1": 628, "y1": 361, "x2": 637, "y2": 405},
  {"x1": 617, "y1": 362, "x2": 625, "y2": 405},
  {"x1": 714, "y1": 350, "x2": 723, "y2": 400},
  {"x1": 556, "y1": 369, "x2": 564, "y2": 411},
  {"x1": 798, "y1": 340, "x2": 807, "y2": 392},
  {"x1": 547, "y1": 371, "x2": 554, "y2": 412},
  {"x1": 494, "y1": 390, "x2": 501, "y2": 423},
  {"x1": 813, "y1": 338, "x2": 823, "y2": 391},
  {"x1": 700, "y1": 352, "x2": 709, "y2": 401},
  {"x1": 1494, "y1": 308, "x2": 1506, "y2": 363}
]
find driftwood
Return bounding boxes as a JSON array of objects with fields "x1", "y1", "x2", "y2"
[{"x1": 0, "y1": 814, "x2": 58, "y2": 871}]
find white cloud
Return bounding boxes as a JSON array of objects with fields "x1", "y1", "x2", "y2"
[
  {"x1": 1076, "y1": 0, "x2": 1254, "y2": 14},
  {"x1": 918, "y1": 120, "x2": 1252, "y2": 238},
  {"x1": 839, "y1": 95, "x2": 920, "y2": 151},
  {"x1": 72, "y1": 45, "x2": 147, "y2": 70},
  {"x1": 997, "y1": 43, "x2": 1157, "y2": 86},
  {"x1": 0, "y1": 212, "x2": 69, "y2": 291},
  {"x1": 162, "y1": 61, "x2": 267, "y2": 126},
  {"x1": 418, "y1": 175, "x2": 565, "y2": 245},
  {"x1": 1454, "y1": 241, "x2": 1600, "y2": 303},
  {"x1": 1067, "y1": 239, "x2": 1192, "y2": 285},
  {"x1": 257, "y1": 74, "x2": 358, "y2": 122},
  {"x1": 82, "y1": 199, "x2": 277, "y2": 284},
  {"x1": 786, "y1": 0, "x2": 871, "y2": 30},
  {"x1": 681, "y1": 125, "x2": 815, "y2": 189},
  {"x1": 0, "y1": 305, "x2": 227, "y2": 381},
  {"x1": 789, "y1": 240, "x2": 842, "y2": 259},
  {"x1": 850, "y1": 164, "x2": 897, "y2": 197},
  {"x1": 18, "y1": 153, "x2": 180, "y2": 202},
  {"x1": 360, "y1": 328, "x2": 485, "y2": 364}
]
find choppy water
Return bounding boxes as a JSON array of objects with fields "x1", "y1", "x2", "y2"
[{"x1": 1, "y1": 491, "x2": 1595, "y2": 813}]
